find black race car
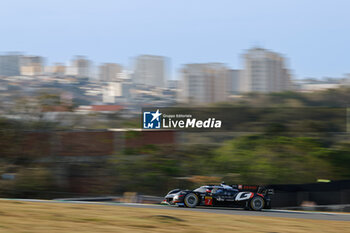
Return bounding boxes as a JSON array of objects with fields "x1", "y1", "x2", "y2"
[{"x1": 161, "y1": 183, "x2": 273, "y2": 211}]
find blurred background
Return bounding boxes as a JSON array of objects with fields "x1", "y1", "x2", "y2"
[{"x1": 0, "y1": 0, "x2": 350, "y2": 211}]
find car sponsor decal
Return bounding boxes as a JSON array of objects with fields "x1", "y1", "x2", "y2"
[
  {"x1": 235, "y1": 192, "x2": 254, "y2": 201},
  {"x1": 204, "y1": 196, "x2": 213, "y2": 205}
]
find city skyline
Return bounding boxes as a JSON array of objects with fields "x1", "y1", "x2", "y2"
[
  {"x1": 0, "y1": 47, "x2": 348, "y2": 83},
  {"x1": 0, "y1": 0, "x2": 349, "y2": 79}
]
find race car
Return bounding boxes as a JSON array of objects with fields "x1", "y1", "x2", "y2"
[{"x1": 161, "y1": 183, "x2": 274, "y2": 211}]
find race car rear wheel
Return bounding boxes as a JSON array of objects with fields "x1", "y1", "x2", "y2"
[
  {"x1": 184, "y1": 193, "x2": 198, "y2": 208},
  {"x1": 250, "y1": 196, "x2": 265, "y2": 211}
]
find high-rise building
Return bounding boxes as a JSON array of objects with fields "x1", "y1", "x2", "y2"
[
  {"x1": 0, "y1": 53, "x2": 21, "y2": 76},
  {"x1": 66, "y1": 56, "x2": 91, "y2": 78},
  {"x1": 179, "y1": 63, "x2": 228, "y2": 104},
  {"x1": 241, "y1": 47, "x2": 292, "y2": 93},
  {"x1": 20, "y1": 55, "x2": 44, "y2": 76},
  {"x1": 20, "y1": 56, "x2": 44, "y2": 67},
  {"x1": 99, "y1": 63, "x2": 122, "y2": 82},
  {"x1": 20, "y1": 64, "x2": 42, "y2": 76},
  {"x1": 226, "y1": 69, "x2": 241, "y2": 95},
  {"x1": 133, "y1": 55, "x2": 168, "y2": 88}
]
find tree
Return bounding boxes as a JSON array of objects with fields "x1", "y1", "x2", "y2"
[{"x1": 213, "y1": 135, "x2": 335, "y2": 184}]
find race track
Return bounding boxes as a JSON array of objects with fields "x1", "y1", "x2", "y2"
[{"x1": 2, "y1": 198, "x2": 350, "y2": 221}]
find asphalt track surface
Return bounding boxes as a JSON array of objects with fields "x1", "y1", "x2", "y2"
[{"x1": 2, "y1": 198, "x2": 350, "y2": 221}]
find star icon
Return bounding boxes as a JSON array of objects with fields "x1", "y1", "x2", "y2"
[{"x1": 151, "y1": 109, "x2": 162, "y2": 122}]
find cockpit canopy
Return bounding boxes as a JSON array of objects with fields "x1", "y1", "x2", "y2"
[{"x1": 193, "y1": 184, "x2": 238, "y2": 193}]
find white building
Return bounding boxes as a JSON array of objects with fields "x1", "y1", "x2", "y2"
[
  {"x1": 20, "y1": 55, "x2": 45, "y2": 76},
  {"x1": 133, "y1": 55, "x2": 168, "y2": 88},
  {"x1": 20, "y1": 55, "x2": 44, "y2": 67},
  {"x1": 295, "y1": 78, "x2": 342, "y2": 92},
  {"x1": 179, "y1": 63, "x2": 228, "y2": 104},
  {"x1": 99, "y1": 63, "x2": 122, "y2": 82},
  {"x1": 66, "y1": 56, "x2": 91, "y2": 78},
  {"x1": 102, "y1": 79, "x2": 133, "y2": 103},
  {"x1": 240, "y1": 47, "x2": 292, "y2": 93}
]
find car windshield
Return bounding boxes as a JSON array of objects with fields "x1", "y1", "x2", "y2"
[{"x1": 193, "y1": 186, "x2": 208, "y2": 193}]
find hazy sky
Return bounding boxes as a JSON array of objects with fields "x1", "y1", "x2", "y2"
[{"x1": 0, "y1": 0, "x2": 349, "y2": 79}]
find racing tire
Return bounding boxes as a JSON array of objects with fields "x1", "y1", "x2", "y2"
[
  {"x1": 250, "y1": 196, "x2": 265, "y2": 211},
  {"x1": 184, "y1": 193, "x2": 199, "y2": 208}
]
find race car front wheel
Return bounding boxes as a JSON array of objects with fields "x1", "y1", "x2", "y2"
[
  {"x1": 250, "y1": 196, "x2": 265, "y2": 211},
  {"x1": 184, "y1": 193, "x2": 199, "y2": 208}
]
